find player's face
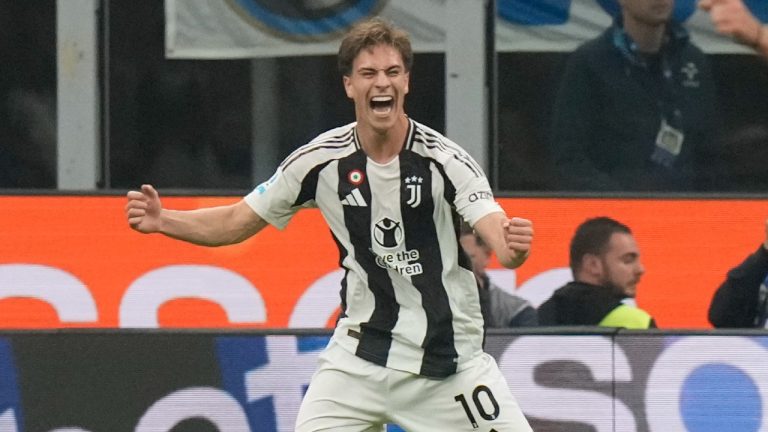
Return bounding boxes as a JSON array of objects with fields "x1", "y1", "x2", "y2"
[
  {"x1": 343, "y1": 44, "x2": 410, "y2": 134},
  {"x1": 460, "y1": 234, "x2": 491, "y2": 279},
  {"x1": 621, "y1": 0, "x2": 674, "y2": 26},
  {"x1": 598, "y1": 232, "x2": 645, "y2": 298}
]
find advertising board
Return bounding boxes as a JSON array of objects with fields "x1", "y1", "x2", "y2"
[{"x1": 1, "y1": 196, "x2": 765, "y2": 329}]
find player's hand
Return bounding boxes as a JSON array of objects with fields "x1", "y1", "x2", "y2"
[
  {"x1": 503, "y1": 217, "x2": 533, "y2": 260},
  {"x1": 125, "y1": 184, "x2": 163, "y2": 234}
]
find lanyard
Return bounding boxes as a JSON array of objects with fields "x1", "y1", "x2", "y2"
[{"x1": 611, "y1": 24, "x2": 684, "y2": 129}]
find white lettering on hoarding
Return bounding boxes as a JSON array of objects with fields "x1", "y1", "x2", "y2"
[
  {"x1": 135, "y1": 387, "x2": 249, "y2": 431},
  {"x1": 119, "y1": 265, "x2": 266, "y2": 328},
  {"x1": 3, "y1": 335, "x2": 766, "y2": 430},
  {"x1": 245, "y1": 336, "x2": 320, "y2": 431},
  {"x1": 645, "y1": 337, "x2": 768, "y2": 431},
  {"x1": 0, "y1": 264, "x2": 98, "y2": 322},
  {"x1": 0, "y1": 410, "x2": 17, "y2": 432},
  {"x1": 289, "y1": 269, "x2": 344, "y2": 328},
  {"x1": 0, "y1": 263, "x2": 572, "y2": 329},
  {"x1": 498, "y1": 335, "x2": 635, "y2": 432}
]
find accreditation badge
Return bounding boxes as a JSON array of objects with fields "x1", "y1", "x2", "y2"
[{"x1": 650, "y1": 118, "x2": 684, "y2": 167}]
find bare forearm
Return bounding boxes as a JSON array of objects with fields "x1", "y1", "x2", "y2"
[{"x1": 159, "y1": 203, "x2": 265, "y2": 247}]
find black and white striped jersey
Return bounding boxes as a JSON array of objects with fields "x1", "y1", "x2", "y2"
[{"x1": 245, "y1": 118, "x2": 504, "y2": 378}]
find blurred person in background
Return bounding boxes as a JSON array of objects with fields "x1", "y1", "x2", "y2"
[
  {"x1": 460, "y1": 224, "x2": 538, "y2": 328},
  {"x1": 697, "y1": 0, "x2": 768, "y2": 191},
  {"x1": 700, "y1": 0, "x2": 768, "y2": 57},
  {"x1": 550, "y1": 0, "x2": 718, "y2": 191},
  {"x1": 126, "y1": 17, "x2": 534, "y2": 432},
  {"x1": 538, "y1": 217, "x2": 656, "y2": 329},
  {"x1": 0, "y1": 2, "x2": 56, "y2": 188},
  {"x1": 709, "y1": 217, "x2": 768, "y2": 328}
]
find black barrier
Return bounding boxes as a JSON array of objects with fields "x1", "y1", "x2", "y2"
[{"x1": 0, "y1": 328, "x2": 766, "y2": 431}]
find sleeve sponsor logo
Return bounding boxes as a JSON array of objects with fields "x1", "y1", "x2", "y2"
[
  {"x1": 255, "y1": 170, "x2": 281, "y2": 195},
  {"x1": 468, "y1": 191, "x2": 494, "y2": 202}
]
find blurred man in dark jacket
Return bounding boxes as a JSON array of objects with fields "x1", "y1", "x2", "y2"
[
  {"x1": 550, "y1": 0, "x2": 718, "y2": 191},
  {"x1": 709, "y1": 217, "x2": 768, "y2": 328},
  {"x1": 539, "y1": 217, "x2": 656, "y2": 328}
]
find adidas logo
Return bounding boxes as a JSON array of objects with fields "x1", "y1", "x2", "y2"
[{"x1": 341, "y1": 188, "x2": 367, "y2": 207}]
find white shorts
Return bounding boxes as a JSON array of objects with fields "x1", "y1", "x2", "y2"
[{"x1": 295, "y1": 341, "x2": 532, "y2": 432}]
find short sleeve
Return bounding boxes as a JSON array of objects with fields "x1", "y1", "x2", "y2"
[
  {"x1": 244, "y1": 166, "x2": 304, "y2": 230},
  {"x1": 449, "y1": 155, "x2": 503, "y2": 226}
]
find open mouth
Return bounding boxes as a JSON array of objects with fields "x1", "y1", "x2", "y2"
[{"x1": 370, "y1": 96, "x2": 394, "y2": 115}]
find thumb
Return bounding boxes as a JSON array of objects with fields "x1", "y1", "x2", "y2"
[{"x1": 141, "y1": 184, "x2": 159, "y2": 201}]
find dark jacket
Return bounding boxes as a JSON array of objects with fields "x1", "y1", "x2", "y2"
[
  {"x1": 478, "y1": 274, "x2": 538, "y2": 328},
  {"x1": 550, "y1": 20, "x2": 718, "y2": 191},
  {"x1": 709, "y1": 245, "x2": 768, "y2": 328},
  {"x1": 538, "y1": 281, "x2": 656, "y2": 329}
]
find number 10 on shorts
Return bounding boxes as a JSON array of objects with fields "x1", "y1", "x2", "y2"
[{"x1": 454, "y1": 385, "x2": 500, "y2": 429}]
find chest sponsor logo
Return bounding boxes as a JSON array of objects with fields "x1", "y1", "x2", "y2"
[
  {"x1": 374, "y1": 249, "x2": 423, "y2": 277},
  {"x1": 373, "y1": 217, "x2": 402, "y2": 249}
]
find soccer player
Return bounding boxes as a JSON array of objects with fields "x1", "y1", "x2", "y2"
[{"x1": 125, "y1": 17, "x2": 534, "y2": 431}]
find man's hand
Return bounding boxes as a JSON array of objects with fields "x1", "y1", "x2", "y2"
[
  {"x1": 699, "y1": 0, "x2": 763, "y2": 47},
  {"x1": 125, "y1": 184, "x2": 163, "y2": 234},
  {"x1": 503, "y1": 217, "x2": 534, "y2": 265}
]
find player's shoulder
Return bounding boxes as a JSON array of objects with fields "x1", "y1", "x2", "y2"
[
  {"x1": 409, "y1": 119, "x2": 469, "y2": 158},
  {"x1": 280, "y1": 123, "x2": 357, "y2": 171},
  {"x1": 309, "y1": 123, "x2": 357, "y2": 145},
  {"x1": 409, "y1": 119, "x2": 485, "y2": 178}
]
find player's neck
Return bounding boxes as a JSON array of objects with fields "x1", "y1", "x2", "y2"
[
  {"x1": 357, "y1": 115, "x2": 408, "y2": 164},
  {"x1": 623, "y1": 18, "x2": 666, "y2": 54}
]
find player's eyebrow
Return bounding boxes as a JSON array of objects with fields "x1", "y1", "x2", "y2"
[{"x1": 357, "y1": 65, "x2": 403, "y2": 73}]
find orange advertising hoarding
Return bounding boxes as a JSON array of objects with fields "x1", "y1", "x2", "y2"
[{"x1": 0, "y1": 195, "x2": 764, "y2": 329}]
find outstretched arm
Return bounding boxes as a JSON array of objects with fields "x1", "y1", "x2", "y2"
[
  {"x1": 699, "y1": 0, "x2": 768, "y2": 57},
  {"x1": 125, "y1": 184, "x2": 268, "y2": 246},
  {"x1": 472, "y1": 212, "x2": 533, "y2": 269}
]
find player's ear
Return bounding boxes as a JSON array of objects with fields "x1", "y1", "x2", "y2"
[
  {"x1": 403, "y1": 71, "x2": 410, "y2": 95},
  {"x1": 343, "y1": 75, "x2": 354, "y2": 99}
]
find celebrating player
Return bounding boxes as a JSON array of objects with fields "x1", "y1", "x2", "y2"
[{"x1": 126, "y1": 17, "x2": 534, "y2": 431}]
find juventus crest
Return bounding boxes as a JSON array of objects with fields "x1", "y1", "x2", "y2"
[{"x1": 404, "y1": 176, "x2": 423, "y2": 208}]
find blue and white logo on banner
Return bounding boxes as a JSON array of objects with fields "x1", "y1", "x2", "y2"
[
  {"x1": 680, "y1": 364, "x2": 761, "y2": 432},
  {"x1": 216, "y1": 335, "x2": 330, "y2": 432},
  {"x1": 225, "y1": 0, "x2": 389, "y2": 41}
]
